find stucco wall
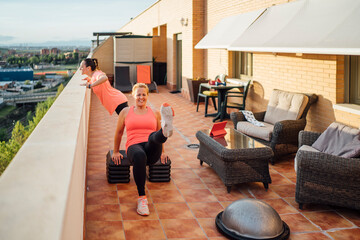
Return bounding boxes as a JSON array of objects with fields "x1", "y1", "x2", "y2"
[
  {"x1": 92, "y1": 37, "x2": 114, "y2": 75},
  {"x1": 118, "y1": 0, "x2": 193, "y2": 90}
]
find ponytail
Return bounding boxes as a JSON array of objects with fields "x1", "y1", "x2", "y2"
[
  {"x1": 83, "y1": 58, "x2": 100, "y2": 71},
  {"x1": 93, "y1": 58, "x2": 100, "y2": 70}
]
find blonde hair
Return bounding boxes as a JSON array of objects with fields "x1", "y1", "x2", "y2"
[{"x1": 132, "y1": 83, "x2": 149, "y2": 96}]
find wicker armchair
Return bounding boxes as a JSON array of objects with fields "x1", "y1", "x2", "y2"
[
  {"x1": 295, "y1": 130, "x2": 360, "y2": 210},
  {"x1": 230, "y1": 92, "x2": 318, "y2": 164}
]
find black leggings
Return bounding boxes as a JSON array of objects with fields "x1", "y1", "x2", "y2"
[
  {"x1": 127, "y1": 129, "x2": 167, "y2": 196},
  {"x1": 115, "y1": 102, "x2": 129, "y2": 115}
]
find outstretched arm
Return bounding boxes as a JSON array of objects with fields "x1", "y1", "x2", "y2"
[
  {"x1": 112, "y1": 108, "x2": 128, "y2": 164},
  {"x1": 88, "y1": 74, "x2": 108, "y2": 88}
]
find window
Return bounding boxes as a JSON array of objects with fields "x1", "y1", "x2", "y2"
[
  {"x1": 232, "y1": 52, "x2": 253, "y2": 79},
  {"x1": 345, "y1": 56, "x2": 360, "y2": 105},
  {"x1": 348, "y1": 56, "x2": 360, "y2": 105}
]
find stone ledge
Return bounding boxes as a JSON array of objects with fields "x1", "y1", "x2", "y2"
[
  {"x1": 0, "y1": 69, "x2": 90, "y2": 240},
  {"x1": 333, "y1": 103, "x2": 360, "y2": 116}
]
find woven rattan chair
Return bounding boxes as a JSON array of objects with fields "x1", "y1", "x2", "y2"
[
  {"x1": 295, "y1": 130, "x2": 360, "y2": 210},
  {"x1": 230, "y1": 90, "x2": 318, "y2": 164}
]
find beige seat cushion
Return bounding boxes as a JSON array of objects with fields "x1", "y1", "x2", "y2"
[
  {"x1": 264, "y1": 89, "x2": 309, "y2": 125},
  {"x1": 294, "y1": 145, "x2": 320, "y2": 172},
  {"x1": 236, "y1": 121, "x2": 274, "y2": 141}
]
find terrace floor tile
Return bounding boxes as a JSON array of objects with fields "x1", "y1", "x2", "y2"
[{"x1": 85, "y1": 87, "x2": 360, "y2": 240}]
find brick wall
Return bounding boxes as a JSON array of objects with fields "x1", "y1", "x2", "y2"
[
  {"x1": 248, "y1": 53, "x2": 343, "y2": 132},
  {"x1": 152, "y1": 26, "x2": 168, "y2": 63},
  {"x1": 205, "y1": 0, "x2": 293, "y2": 79},
  {"x1": 334, "y1": 109, "x2": 360, "y2": 128},
  {"x1": 192, "y1": 0, "x2": 205, "y2": 79},
  {"x1": 159, "y1": 25, "x2": 167, "y2": 63}
]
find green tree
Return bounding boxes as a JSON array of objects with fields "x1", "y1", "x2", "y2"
[
  {"x1": 0, "y1": 83, "x2": 65, "y2": 175},
  {"x1": 34, "y1": 81, "x2": 43, "y2": 89},
  {"x1": 0, "y1": 141, "x2": 17, "y2": 173},
  {"x1": 73, "y1": 52, "x2": 79, "y2": 61},
  {"x1": 0, "y1": 128, "x2": 8, "y2": 141},
  {"x1": 59, "y1": 53, "x2": 65, "y2": 64},
  {"x1": 11, "y1": 121, "x2": 28, "y2": 147},
  {"x1": 0, "y1": 122, "x2": 28, "y2": 173},
  {"x1": 29, "y1": 56, "x2": 40, "y2": 67},
  {"x1": 26, "y1": 111, "x2": 33, "y2": 122},
  {"x1": 6, "y1": 55, "x2": 16, "y2": 64},
  {"x1": 27, "y1": 97, "x2": 55, "y2": 134},
  {"x1": 56, "y1": 84, "x2": 64, "y2": 97},
  {"x1": 40, "y1": 55, "x2": 47, "y2": 63}
]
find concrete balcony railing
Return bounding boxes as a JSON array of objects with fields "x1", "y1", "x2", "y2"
[{"x1": 0, "y1": 68, "x2": 90, "y2": 240}]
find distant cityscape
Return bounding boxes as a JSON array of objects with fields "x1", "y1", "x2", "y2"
[
  {"x1": 0, "y1": 46, "x2": 89, "y2": 89},
  {"x1": 0, "y1": 45, "x2": 90, "y2": 141}
]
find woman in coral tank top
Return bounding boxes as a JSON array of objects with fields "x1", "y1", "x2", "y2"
[
  {"x1": 112, "y1": 83, "x2": 174, "y2": 216},
  {"x1": 80, "y1": 58, "x2": 128, "y2": 115}
]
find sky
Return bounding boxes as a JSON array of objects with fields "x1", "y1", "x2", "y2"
[{"x1": 0, "y1": 0, "x2": 157, "y2": 47}]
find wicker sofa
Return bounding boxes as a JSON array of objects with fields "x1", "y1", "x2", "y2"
[
  {"x1": 230, "y1": 89, "x2": 318, "y2": 164},
  {"x1": 295, "y1": 129, "x2": 360, "y2": 210}
]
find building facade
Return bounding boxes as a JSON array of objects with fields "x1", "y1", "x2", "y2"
[
  {"x1": 50, "y1": 48, "x2": 60, "y2": 54},
  {"x1": 0, "y1": 68, "x2": 33, "y2": 82},
  {"x1": 40, "y1": 49, "x2": 50, "y2": 55},
  {"x1": 92, "y1": 0, "x2": 360, "y2": 131}
]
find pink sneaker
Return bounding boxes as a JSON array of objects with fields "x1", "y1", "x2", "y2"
[
  {"x1": 160, "y1": 103, "x2": 174, "y2": 138},
  {"x1": 137, "y1": 196, "x2": 149, "y2": 216}
]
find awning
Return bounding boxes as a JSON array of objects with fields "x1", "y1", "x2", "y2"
[
  {"x1": 228, "y1": 0, "x2": 360, "y2": 55},
  {"x1": 195, "y1": 8, "x2": 266, "y2": 49}
]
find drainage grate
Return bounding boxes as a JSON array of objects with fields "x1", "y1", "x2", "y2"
[{"x1": 186, "y1": 144, "x2": 199, "y2": 149}]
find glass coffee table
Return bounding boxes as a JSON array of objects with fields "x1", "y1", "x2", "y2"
[{"x1": 196, "y1": 128, "x2": 273, "y2": 193}]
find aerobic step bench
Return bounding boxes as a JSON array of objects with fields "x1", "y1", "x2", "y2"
[{"x1": 106, "y1": 150, "x2": 171, "y2": 183}]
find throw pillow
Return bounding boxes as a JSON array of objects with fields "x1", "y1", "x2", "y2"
[
  {"x1": 312, "y1": 122, "x2": 360, "y2": 157},
  {"x1": 242, "y1": 110, "x2": 265, "y2": 127}
]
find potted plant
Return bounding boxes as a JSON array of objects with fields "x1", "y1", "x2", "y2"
[{"x1": 187, "y1": 77, "x2": 208, "y2": 103}]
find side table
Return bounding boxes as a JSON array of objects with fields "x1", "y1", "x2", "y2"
[{"x1": 196, "y1": 128, "x2": 273, "y2": 193}]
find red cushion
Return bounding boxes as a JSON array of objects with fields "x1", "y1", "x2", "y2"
[{"x1": 137, "y1": 65, "x2": 151, "y2": 84}]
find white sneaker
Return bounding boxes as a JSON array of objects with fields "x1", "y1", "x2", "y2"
[
  {"x1": 160, "y1": 103, "x2": 174, "y2": 138},
  {"x1": 137, "y1": 197, "x2": 150, "y2": 216}
]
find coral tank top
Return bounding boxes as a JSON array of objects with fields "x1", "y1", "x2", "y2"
[
  {"x1": 125, "y1": 106, "x2": 157, "y2": 150},
  {"x1": 90, "y1": 70, "x2": 127, "y2": 115}
]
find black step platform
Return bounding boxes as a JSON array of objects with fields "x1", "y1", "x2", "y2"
[
  {"x1": 106, "y1": 150, "x2": 131, "y2": 183},
  {"x1": 148, "y1": 159, "x2": 171, "y2": 182},
  {"x1": 107, "y1": 169, "x2": 130, "y2": 175},
  {"x1": 106, "y1": 150, "x2": 172, "y2": 183},
  {"x1": 149, "y1": 169, "x2": 171, "y2": 174}
]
